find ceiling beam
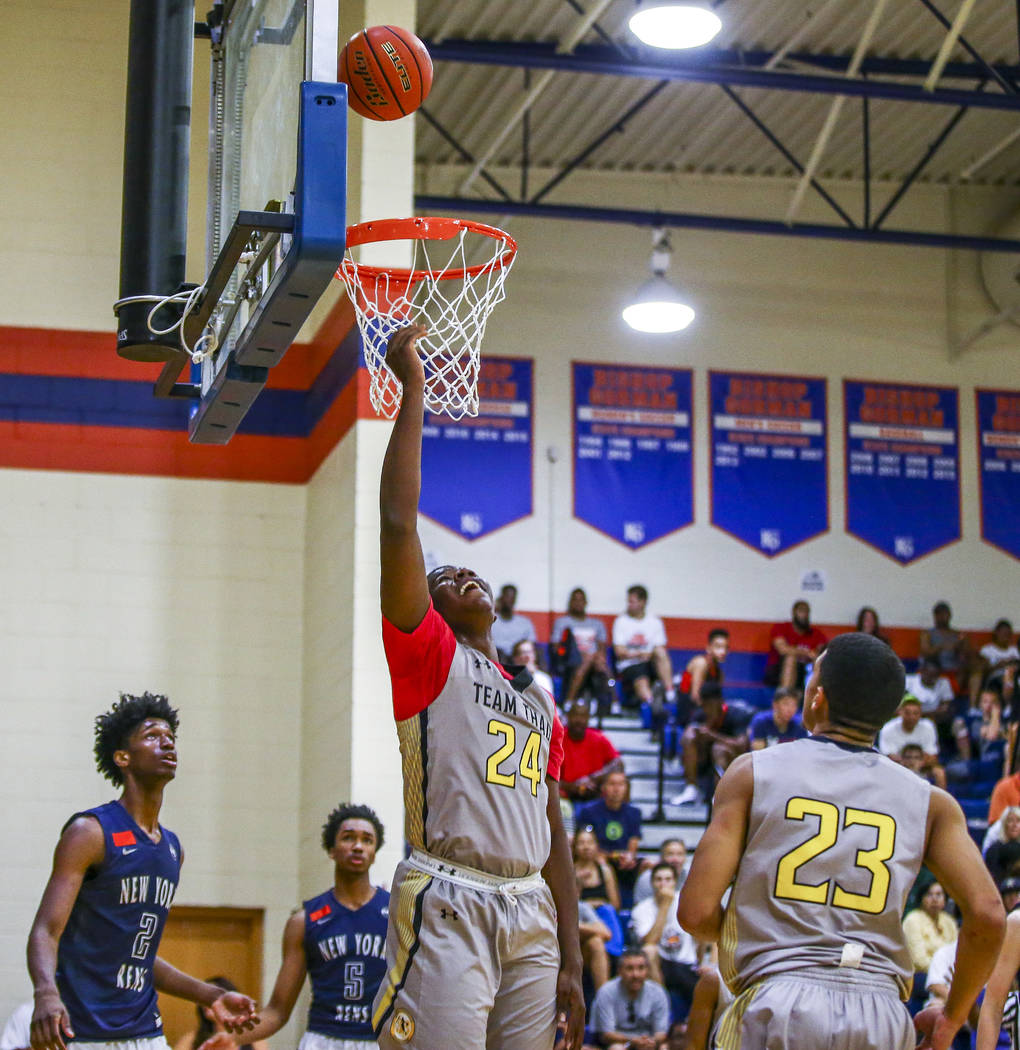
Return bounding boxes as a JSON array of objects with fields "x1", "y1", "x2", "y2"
[{"x1": 424, "y1": 40, "x2": 1020, "y2": 111}]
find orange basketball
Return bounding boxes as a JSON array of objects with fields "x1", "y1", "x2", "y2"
[{"x1": 338, "y1": 25, "x2": 433, "y2": 121}]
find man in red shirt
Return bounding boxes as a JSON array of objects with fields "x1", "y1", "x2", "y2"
[
  {"x1": 988, "y1": 770, "x2": 1020, "y2": 825},
  {"x1": 763, "y1": 600, "x2": 827, "y2": 690},
  {"x1": 560, "y1": 698, "x2": 623, "y2": 802}
]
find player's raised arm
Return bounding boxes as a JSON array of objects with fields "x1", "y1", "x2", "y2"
[
  {"x1": 379, "y1": 324, "x2": 431, "y2": 632},
  {"x1": 27, "y1": 818, "x2": 105, "y2": 1050}
]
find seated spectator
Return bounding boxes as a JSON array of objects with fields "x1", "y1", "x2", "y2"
[
  {"x1": 629, "y1": 863, "x2": 702, "y2": 1019},
  {"x1": 855, "y1": 605, "x2": 891, "y2": 646},
  {"x1": 633, "y1": 838, "x2": 689, "y2": 906},
  {"x1": 552, "y1": 588, "x2": 614, "y2": 712},
  {"x1": 877, "y1": 695, "x2": 946, "y2": 789},
  {"x1": 573, "y1": 826, "x2": 621, "y2": 912},
  {"x1": 509, "y1": 638, "x2": 554, "y2": 697},
  {"x1": 490, "y1": 582, "x2": 536, "y2": 663},
  {"x1": 919, "y1": 600, "x2": 970, "y2": 694},
  {"x1": 560, "y1": 697, "x2": 623, "y2": 803},
  {"x1": 577, "y1": 770, "x2": 643, "y2": 906},
  {"x1": 900, "y1": 743, "x2": 938, "y2": 785},
  {"x1": 905, "y1": 657, "x2": 957, "y2": 751},
  {"x1": 988, "y1": 764, "x2": 1020, "y2": 825},
  {"x1": 173, "y1": 977, "x2": 269, "y2": 1050},
  {"x1": 578, "y1": 898, "x2": 613, "y2": 992},
  {"x1": 590, "y1": 948, "x2": 671, "y2": 1050},
  {"x1": 985, "y1": 807, "x2": 1020, "y2": 885},
  {"x1": 958, "y1": 683, "x2": 1005, "y2": 764},
  {"x1": 748, "y1": 687, "x2": 808, "y2": 750},
  {"x1": 612, "y1": 584, "x2": 675, "y2": 713},
  {"x1": 979, "y1": 618, "x2": 1019, "y2": 696},
  {"x1": 763, "y1": 600, "x2": 827, "y2": 689},
  {"x1": 1000, "y1": 875, "x2": 1020, "y2": 913},
  {"x1": 672, "y1": 685, "x2": 749, "y2": 806},
  {"x1": 674, "y1": 628, "x2": 729, "y2": 725},
  {"x1": 902, "y1": 882, "x2": 958, "y2": 1011}
]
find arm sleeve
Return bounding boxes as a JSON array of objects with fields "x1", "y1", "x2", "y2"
[
  {"x1": 594, "y1": 619, "x2": 607, "y2": 644},
  {"x1": 920, "y1": 719, "x2": 939, "y2": 756},
  {"x1": 611, "y1": 616, "x2": 626, "y2": 648},
  {"x1": 382, "y1": 602, "x2": 458, "y2": 721},
  {"x1": 652, "y1": 616, "x2": 668, "y2": 648},
  {"x1": 598, "y1": 731, "x2": 620, "y2": 763},
  {"x1": 547, "y1": 717, "x2": 565, "y2": 781},
  {"x1": 629, "y1": 900, "x2": 653, "y2": 939}
]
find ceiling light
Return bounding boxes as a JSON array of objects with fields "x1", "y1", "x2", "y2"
[
  {"x1": 628, "y1": 3, "x2": 723, "y2": 50},
  {"x1": 622, "y1": 228, "x2": 696, "y2": 334}
]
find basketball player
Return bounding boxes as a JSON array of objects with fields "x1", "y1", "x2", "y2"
[
  {"x1": 201, "y1": 804, "x2": 389, "y2": 1050},
  {"x1": 27, "y1": 693, "x2": 258, "y2": 1050},
  {"x1": 975, "y1": 905, "x2": 1020, "y2": 1049},
  {"x1": 676, "y1": 633, "x2": 1005, "y2": 1050},
  {"x1": 373, "y1": 324, "x2": 584, "y2": 1050}
]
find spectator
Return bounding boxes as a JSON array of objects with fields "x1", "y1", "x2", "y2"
[
  {"x1": 877, "y1": 695, "x2": 946, "y2": 789},
  {"x1": 633, "y1": 838, "x2": 689, "y2": 906},
  {"x1": 919, "y1": 600, "x2": 970, "y2": 692},
  {"x1": 763, "y1": 600, "x2": 827, "y2": 689},
  {"x1": 1000, "y1": 875, "x2": 1020, "y2": 913},
  {"x1": 905, "y1": 657, "x2": 957, "y2": 752},
  {"x1": 959, "y1": 684, "x2": 1005, "y2": 764},
  {"x1": 902, "y1": 882, "x2": 958, "y2": 1010},
  {"x1": 629, "y1": 863, "x2": 702, "y2": 1018},
  {"x1": 748, "y1": 686, "x2": 808, "y2": 750},
  {"x1": 988, "y1": 764, "x2": 1020, "y2": 825},
  {"x1": 560, "y1": 697, "x2": 623, "y2": 802},
  {"x1": 985, "y1": 807, "x2": 1020, "y2": 885},
  {"x1": 577, "y1": 771, "x2": 643, "y2": 906},
  {"x1": 574, "y1": 825, "x2": 622, "y2": 911},
  {"x1": 173, "y1": 978, "x2": 269, "y2": 1050},
  {"x1": 578, "y1": 898, "x2": 613, "y2": 991},
  {"x1": 612, "y1": 585, "x2": 675, "y2": 713},
  {"x1": 979, "y1": 618, "x2": 1019, "y2": 698},
  {"x1": 672, "y1": 685, "x2": 749, "y2": 806},
  {"x1": 510, "y1": 638, "x2": 554, "y2": 697},
  {"x1": 674, "y1": 629, "x2": 729, "y2": 725},
  {"x1": 855, "y1": 605, "x2": 891, "y2": 646},
  {"x1": 490, "y1": 582, "x2": 536, "y2": 663},
  {"x1": 590, "y1": 948, "x2": 671, "y2": 1050},
  {"x1": 552, "y1": 588, "x2": 614, "y2": 712},
  {"x1": 900, "y1": 743, "x2": 939, "y2": 785}
]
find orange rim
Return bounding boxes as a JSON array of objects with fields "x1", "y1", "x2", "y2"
[{"x1": 339, "y1": 216, "x2": 518, "y2": 283}]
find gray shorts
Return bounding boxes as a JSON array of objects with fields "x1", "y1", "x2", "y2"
[
  {"x1": 373, "y1": 855, "x2": 560, "y2": 1050},
  {"x1": 714, "y1": 967, "x2": 914, "y2": 1050}
]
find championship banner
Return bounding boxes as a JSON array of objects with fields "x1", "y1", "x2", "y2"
[
  {"x1": 977, "y1": 389, "x2": 1020, "y2": 559},
  {"x1": 844, "y1": 380, "x2": 960, "y2": 564},
  {"x1": 709, "y1": 371, "x2": 828, "y2": 556},
  {"x1": 573, "y1": 362, "x2": 693, "y2": 549},
  {"x1": 419, "y1": 357, "x2": 532, "y2": 539}
]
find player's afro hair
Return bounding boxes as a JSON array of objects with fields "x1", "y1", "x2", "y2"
[
  {"x1": 322, "y1": 802, "x2": 385, "y2": 852},
  {"x1": 93, "y1": 692, "x2": 179, "y2": 785},
  {"x1": 820, "y1": 632, "x2": 905, "y2": 734}
]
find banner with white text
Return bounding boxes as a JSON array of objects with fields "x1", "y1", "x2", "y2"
[
  {"x1": 420, "y1": 357, "x2": 532, "y2": 539},
  {"x1": 710, "y1": 371, "x2": 828, "y2": 556},
  {"x1": 573, "y1": 362, "x2": 693, "y2": 549},
  {"x1": 977, "y1": 388, "x2": 1020, "y2": 559},
  {"x1": 844, "y1": 380, "x2": 960, "y2": 563}
]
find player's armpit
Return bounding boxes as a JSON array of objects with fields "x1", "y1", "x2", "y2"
[{"x1": 676, "y1": 754, "x2": 752, "y2": 942}]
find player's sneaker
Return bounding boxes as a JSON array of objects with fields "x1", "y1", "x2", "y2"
[{"x1": 671, "y1": 783, "x2": 703, "y2": 806}]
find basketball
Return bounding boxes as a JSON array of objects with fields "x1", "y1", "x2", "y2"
[{"x1": 339, "y1": 26, "x2": 433, "y2": 121}]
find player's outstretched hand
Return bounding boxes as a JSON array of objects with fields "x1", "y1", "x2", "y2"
[
  {"x1": 30, "y1": 991, "x2": 74, "y2": 1050},
  {"x1": 556, "y1": 967, "x2": 586, "y2": 1050},
  {"x1": 210, "y1": 991, "x2": 260, "y2": 1033},
  {"x1": 913, "y1": 1005, "x2": 960, "y2": 1050},
  {"x1": 197, "y1": 1034, "x2": 236, "y2": 1050},
  {"x1": 385, "y1": 323, "x2": 427, "y2": 390}
]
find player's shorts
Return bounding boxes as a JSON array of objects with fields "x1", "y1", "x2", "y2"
[
  {"x1": 373, "y1": 850, "x2": 560, "y2": 1050},
  {"x1": 299, "y1": 1030, "x2": 378, "y2": 1050},
  {"x1": 713, "y1": 967, "x2": 914, "y2": 1050},
  {"x1": 71, "y1": 1037, "x2": 171, "y2": 1050}
]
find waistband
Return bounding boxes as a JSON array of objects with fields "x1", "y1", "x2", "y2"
[
  {"x1": 759, "y1": 965, "x2": 903, "y2": 995},
  {"x1": 406, "y1": 849, "x2": 545, "y2": 900}
]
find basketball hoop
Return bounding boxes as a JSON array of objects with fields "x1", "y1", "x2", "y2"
[{"x1": 336, "y1": 217, "x2": 518, "y2": 419}]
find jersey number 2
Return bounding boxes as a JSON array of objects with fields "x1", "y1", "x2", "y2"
[
  {"x1": 485, "y1": 719, "x2": 543, "y2": 796},
  {"x1": 774, "y1": 797, "x2": 896, "y2": 915}
]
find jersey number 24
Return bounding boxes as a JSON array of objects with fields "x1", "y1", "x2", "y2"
[{"x1": 485, "y1": 719, "x2": 543, "y2": 796}]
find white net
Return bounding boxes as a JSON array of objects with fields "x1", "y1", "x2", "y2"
[{"x1": 337, "y1": 220, "x2": 517, "y2": 420}]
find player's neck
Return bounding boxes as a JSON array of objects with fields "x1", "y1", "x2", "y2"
[
  {"x1": 811, "y1": 723, "x2": 877, "y2": 748},
  {"x1": 458, "y1": 630, "x2": 500, "y2": 662},
  {"x1": 118, "y1": 782, "x2": 165, "y2": 838},
  {"x1": 334, "y1": 873, "x2": 375, "y2": 909}
]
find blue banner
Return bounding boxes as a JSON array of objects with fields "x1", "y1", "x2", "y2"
[
  {"x1": 573, "y1": 363, "x2": 693, "y2": 549},
  {"x1": 419, "y1": 357, "x2": 532, "y2": 539},
  {"x1": 977, "y1": 389, "x2": 1020, "y2": 560},
  {"x1": 844, "y1": 380, "x2": 960, "y2": 563},
  {"x1": 710, "y1": 371, "x2": 828, "y2": 556}
]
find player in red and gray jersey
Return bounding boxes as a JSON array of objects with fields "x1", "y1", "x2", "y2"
[{"x1": 372, "y1": 325, "x2": 584, "y2": 1050}]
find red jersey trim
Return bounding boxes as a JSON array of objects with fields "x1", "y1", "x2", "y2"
[
  {"x1": 382, "y1": 602, "x2": 458, "y2": 721},
  {"x1": 548, "y1": 717, "x2": 565, "y2": 782}
]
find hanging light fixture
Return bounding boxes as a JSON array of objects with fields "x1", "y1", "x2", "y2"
[
  {"x1": 628, "y1": 2, "x2": 723, "y2": 50},
  {"x1": 622, "y1": 228, "x2": 696, "y2": 334}
]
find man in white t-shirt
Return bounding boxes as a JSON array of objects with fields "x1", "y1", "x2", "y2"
[
  {"x1": 878, "y1": 695, "x2": 946, "y2": 787},
  {"x1": 612, "y1": 585, "x2": 675, "y2": 713},
  {"x1": 982, "y1": 619, "x2": 1019, "y2": 687},
  {"x1": 905, "y1": 659, "x2": 955, "y2": 717},
  {"x1": 551, "y1": 588, "x2": 613, "y2": 711}
]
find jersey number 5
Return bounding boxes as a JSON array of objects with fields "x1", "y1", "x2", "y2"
[
  {"x1": 485, "y1": 719, "x2": 543, "y2": 796},
  {"x1": 774, "y1": 797, "x2": 897, "y2": 915}
]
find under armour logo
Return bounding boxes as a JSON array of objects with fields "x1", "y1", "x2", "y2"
[{"x1": 440, "y1": 908, "x2": 459, "y2": 920}]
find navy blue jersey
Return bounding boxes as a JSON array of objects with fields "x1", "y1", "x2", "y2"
[
  {"x1": 303, "y1": 887, "x2": 389, "y2": 1040},
  {"x1": 56, "y1": 801, "x2": 181, "y2": 1041}
]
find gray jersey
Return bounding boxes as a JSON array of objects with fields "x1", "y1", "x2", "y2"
[
  {"x1": 719, "y1": 736, "x2": 931, "y2": 998},
  {"x1": 383, "y1": 604, "x2": 563, "y2": 878}
]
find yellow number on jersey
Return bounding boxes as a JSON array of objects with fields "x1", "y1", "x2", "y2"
[
  {"x1": 485, "y1": 719, "x2": 543, "y2": 794},
  {"x1": 774, "y1": 796, "x2": 897, "y2": 914}
]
